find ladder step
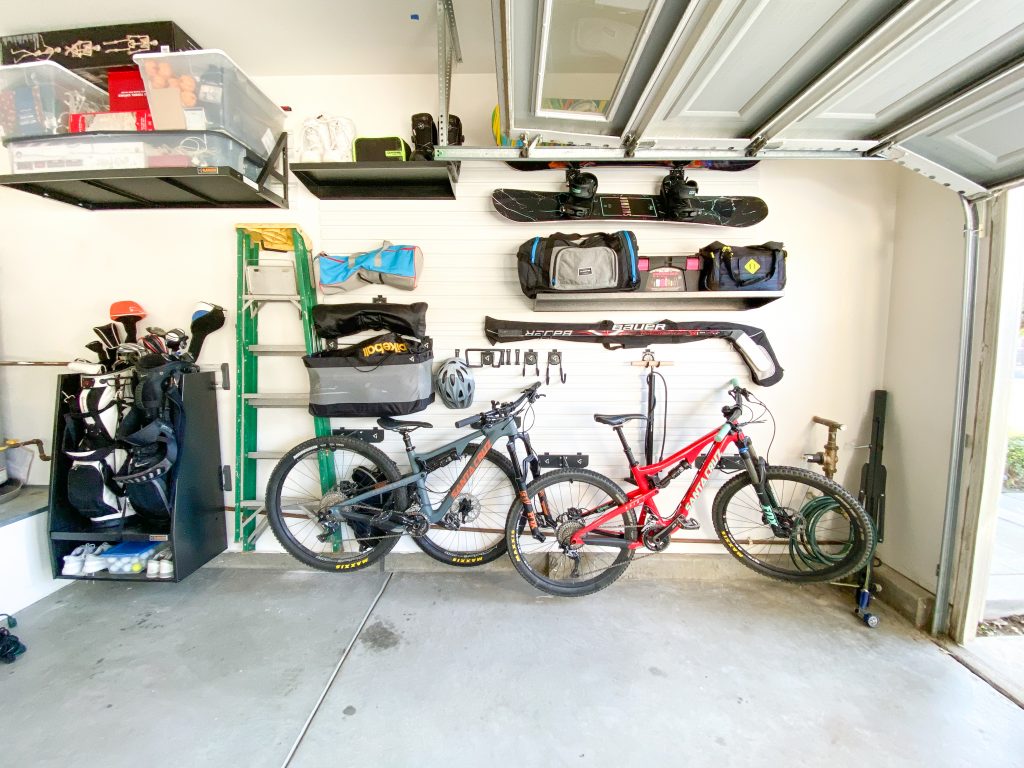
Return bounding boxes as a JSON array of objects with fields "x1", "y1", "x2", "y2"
[
  {"x1": 243, "y1": 294, "x2": 301, "y2": 302},
  {"x1": 238, "y1": 500, "x2": 265, "y2": 509},
  {"x1": 247, "y1": 450, "x2": 285, "y2": 460},
  {"x1": 248, "y1": 344, "x2": 307, "y2": 356},
  {"x1": 243, "y1": 393, "x2": 308, "y2": 408}
]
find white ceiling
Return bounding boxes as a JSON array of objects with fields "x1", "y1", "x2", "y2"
[{"x1": 0, "y1": 0, "x2": 497, "y2": 75}]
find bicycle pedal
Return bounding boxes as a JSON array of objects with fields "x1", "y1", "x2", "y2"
[{"x1": 680, "y1": 517, "x2": 700, "y2": 531}]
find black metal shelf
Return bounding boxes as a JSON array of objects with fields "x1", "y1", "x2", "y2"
[
  {"x1": 0, "y1": 132, "x2": 289, "y2": 210},
  {"x1": 532, "y1": 290, "x2": 784, "y2": 312},
  {"x1": 50, "y1": 520, "x2": 170, "y2": 543},
  {"x1": 291, "y1": 160, "x2": 459, "y2": 200}
]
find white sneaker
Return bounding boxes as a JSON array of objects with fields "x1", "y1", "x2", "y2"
[
  {"x1": 318, "y1": 115, "x2": 355, "y2": 162},
  {"x1": 82, "y1": 543, "x2": 113, "y2": 574},
  {"x1": 300, "y1": 118, "x2": 324, "y2": 163},
  {"x1": 159, "y1": 552, "x2": 175, "y2": 580},
  {"x1": 62, "y1": 544, "x2": 98, "y2": 576}
]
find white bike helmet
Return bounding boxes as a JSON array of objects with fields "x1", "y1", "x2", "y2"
[{"x1": 435, "y1": 358, "x2": 475, "y2": 409}]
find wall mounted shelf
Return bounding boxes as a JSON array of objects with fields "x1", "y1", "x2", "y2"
[
  {"x1": 291, "y1": 161, "x2": 459, "y2": 200},
  {"x1": 0, "y1": 132, "x2": 289, "y2": 210},
  {"x1": 532, "y1": 291, "x2": 783, "y2": 312}
]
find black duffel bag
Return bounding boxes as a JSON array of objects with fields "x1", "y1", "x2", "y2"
[
  {"x1": 698, "y1": 241, "x2": 786, "y2": 292},
  {"x1": 313, "y1": 302, "x2": 427, "y2": 340},
  {"x1": 517, "y1": 231, "x2": 639, "y2": 298}
]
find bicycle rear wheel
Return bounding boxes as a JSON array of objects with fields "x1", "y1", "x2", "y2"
[
  {"x1": 266, "y1": 436, "x2": 406, "y2": 572},
  {"x1": 505, "y1": 469, "x2": 635, "y2": 597},
  {"x1": 712, "y1": 466, "x2": 873, "y2": 583},
  {"x1": 413, "y1": 445, "x2": 516, "y2": 566}
]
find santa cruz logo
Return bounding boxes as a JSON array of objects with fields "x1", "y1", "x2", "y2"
[{"x1": 683, "y1": 455, "x2": 717, "y2": 514}]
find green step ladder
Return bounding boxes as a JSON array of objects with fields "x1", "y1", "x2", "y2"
[{"x1": 234, "y1": 225, "x2": 334, "y2": 550}]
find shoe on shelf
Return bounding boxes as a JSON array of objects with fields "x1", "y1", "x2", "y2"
[
  {"x1": 318, "y1": 115, "x2": 355, "y2": 162},
  {"x1": 147, "y1": 548, "x2": 169, "y2": 579},
  {"x1": 300, "y1": 118, "x2": 325, "y2": 163},
  {"x1": 158, "y1": 552, "x2": 175, "y2": 580},
  {"x1": 82, "y1": 543, "x2": 113, "y2": 574},
  {"x1": 62, "y1": 544, "x2": 99, "y2": 576}
]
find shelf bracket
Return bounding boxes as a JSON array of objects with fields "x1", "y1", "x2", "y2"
[{"x1": 437, "y1": 0, "x2": 462, "y2": 148}]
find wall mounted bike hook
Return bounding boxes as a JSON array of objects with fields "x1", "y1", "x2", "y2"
[
  {"x1": 546, "y1": 350, "x2": 566, "y2": 384},
  {"x1": 523, "y1": 350, "x2": 539, "y2": 377}
]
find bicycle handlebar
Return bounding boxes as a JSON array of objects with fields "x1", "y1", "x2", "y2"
[
  {"x1": 727, "y1": 379, "x2": 752, "y2": 408},
  {"x1": 454, "y1": 382, "x2": 543, "y2": 429}
]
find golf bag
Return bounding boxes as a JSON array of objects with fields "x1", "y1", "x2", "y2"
[
  {"x1": 62, "y1": 373, "x2": 131, "y2": 526},
  {"x1": 115, "y1": 356, "x2": 195, "y2": 522}
]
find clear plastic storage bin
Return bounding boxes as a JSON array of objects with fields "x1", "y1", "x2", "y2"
[
  {"x1": 133, "y1": 49, "x2": 285, "y2": 160},
  {"x1": 102, "y1": 542, "x2": 162, "y2": 574},
  {"x1": 0, "y1": 61, "x2": 108, "y2": 140},
  {"x1": 8, "y1": 130, "x2": 262, "y2": 177}
]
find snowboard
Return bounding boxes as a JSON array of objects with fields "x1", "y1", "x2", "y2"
[
  {"x1": 491, "y1": 188, "x2": 768, "y2": 227},
  {"x1": 506, "y1": 159, "x2": 759, "y2": 172}
]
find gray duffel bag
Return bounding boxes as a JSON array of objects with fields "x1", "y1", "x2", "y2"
[{"x1": 303, "y1": 332, "x2": 434, "y2": 417}]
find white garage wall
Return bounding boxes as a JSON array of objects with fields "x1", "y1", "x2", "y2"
[
  {"x1": 877, "y1": 168, "x2": 966, "y2": 591},
  {"x1": 0, "y1": 73, "x2": 900, "y2": 572}
]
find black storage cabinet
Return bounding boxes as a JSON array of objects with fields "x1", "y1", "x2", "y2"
[{"x1": 48, "y1": 371, "x2": 226, "y2": 582}]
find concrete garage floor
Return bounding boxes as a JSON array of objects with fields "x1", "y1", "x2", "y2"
[{"x1": 4, "y1": 559, "x2": 1024, "y2": 768}]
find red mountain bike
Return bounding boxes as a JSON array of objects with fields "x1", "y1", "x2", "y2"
[{"x1": 505, "y1": 380, "x2": 874, "y2": 596}]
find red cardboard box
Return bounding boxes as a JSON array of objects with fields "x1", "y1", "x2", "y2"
[
  {"x1": 69, "y1": 110, "x2": 154, "y2": 133},
  {"x1": 107, "y1": 67, "x2": 149, "y2": 111}
]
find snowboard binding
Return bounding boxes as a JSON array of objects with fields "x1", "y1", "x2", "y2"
[
  {"x1": 559, "y1": 167, "x2": 599, "y2": 218},
  {"x1": 660, "y1": 165, "x2": 700, "y2": 220}
]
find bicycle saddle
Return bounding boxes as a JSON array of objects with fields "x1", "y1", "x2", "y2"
[
  {"x1": 377, "y1": 416, "x2": 433, "y2": 432},
  {"x1": 593, "y1": 413, "x2": 647, "y2": 427}
]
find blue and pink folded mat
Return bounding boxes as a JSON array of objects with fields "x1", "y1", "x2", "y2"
[{"x1": 315, "y1": 242, "x2": 423, "y2": 293}]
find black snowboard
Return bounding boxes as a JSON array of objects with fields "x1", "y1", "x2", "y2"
[
  {"x1": 491, "y1": 189, "x2": 768, "y2": 227},
  {"x1": 506, "y1": 159, "x2": 759, "y2": 172}
]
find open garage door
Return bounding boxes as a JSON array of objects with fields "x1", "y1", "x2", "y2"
[{"x1": 484, "y1": 0, "x2": 1024, "y2": 194}]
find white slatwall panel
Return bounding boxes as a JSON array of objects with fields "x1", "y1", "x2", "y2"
[{"x1": 250, "y1": 159, "x2": 898, "y2": 556}]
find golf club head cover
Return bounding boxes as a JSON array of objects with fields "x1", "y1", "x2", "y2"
[
  {"x1": 109, "y1": 301, "x2": 146, "y2": 344},
  {"x1": 188, "y1": 303, "x2": 226, "y2": 362},
  {"x1": 93, "y1": 323, "x2": 124, "y2": 350}
]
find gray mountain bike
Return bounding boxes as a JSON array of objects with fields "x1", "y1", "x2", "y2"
[{"x1": 265, "y1": 383, "x2": 546, "y2": 572}]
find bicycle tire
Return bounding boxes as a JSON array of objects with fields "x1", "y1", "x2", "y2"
[
  {"x1": 266, "y1": 436, "x2": 406, "y2": 573},
  {"x1": 413, "y1": 445, "x2": 515, "y2": 567},
  {"x1": 505, "y1": 469, "x2": 635, "y2": 597},
  {"x1": 712, "y1": 466, "x2": 873, "y2": 583}
]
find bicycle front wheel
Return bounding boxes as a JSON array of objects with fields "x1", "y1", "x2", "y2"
[
  {"x1": 413, "y1": 445, "x2": 516, "y2": 566},
  {"x1": 266, "y1": 436, "x2": 406, "y2": 572},
  {"x1": 712, "y1": 466, "x2": 874, "y2": 583},
  {"x1": 505, "y1": 469, "x2": 635, "y2": 597}
]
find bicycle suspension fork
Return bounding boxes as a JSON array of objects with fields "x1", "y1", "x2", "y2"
[
  {"x1": 506, "y1": 432, "x2": 549, "y2": 540},
  {"x1": 736, "y1": 434, "x2": 783, "y2": 530}
]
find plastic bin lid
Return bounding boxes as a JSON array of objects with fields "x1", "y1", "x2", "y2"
[
  {"x1": 0, "y1": 60, "x2": 108, "y2": 99},
  {"x1": 105, "y1": 541, "x2": 161, "y2": 556},
  {"x1": 132, "y1": 49, "x2": 284, "y2": 116}
]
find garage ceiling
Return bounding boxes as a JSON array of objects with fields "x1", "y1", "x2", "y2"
[
  {"x1": 0, "y1": 0, "x2": 497, "y2": 75},
  {"x1": 486, "y1": 0, "x2": 1024, "y2": 195}
]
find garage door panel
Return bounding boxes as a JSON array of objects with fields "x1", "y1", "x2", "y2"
[
  {"x1": 780, "y1": 0, "x2": 1024, "y2": 141},
  {"x1": 638, "y1": 0, "x2": 901, "y2": 140},
  {"x1": 899, "y1": 70, "x2": 1024, "y2": 187}
]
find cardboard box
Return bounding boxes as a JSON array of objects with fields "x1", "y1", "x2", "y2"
[
  {"x1": 107, "y1": 67, "x2": 149, "y2": 111},
  {"x1": 1, "y1": 22, "x2": 201, "y2": 88},
  {"x1": 69, "y1": 110, "x2": 154, "y2": 133}
]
